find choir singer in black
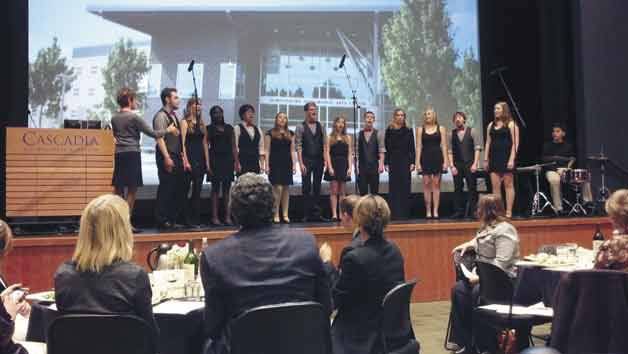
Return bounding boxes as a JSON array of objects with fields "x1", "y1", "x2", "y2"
[
  {"x1": 357, "y1": 111, "x2": 386, "y2": 195},
  {"x1": 448, "y1": 112, "x2": 482, "y2": 219}
]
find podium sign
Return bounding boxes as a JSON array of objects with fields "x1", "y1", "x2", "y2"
[{"x1": 5, "y1": 128, "x2": 114, "y2": 217}]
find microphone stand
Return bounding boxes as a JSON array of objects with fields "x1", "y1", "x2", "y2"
[
  {"x1": 495, "y1": 69, "x2": 527, "y2": 129},
  {"x1": 341, "y1": 63, "x2": 360, "y2": 194},
  {"x1": 190, "y1": 65, "x2": 200, "y2": 122}
]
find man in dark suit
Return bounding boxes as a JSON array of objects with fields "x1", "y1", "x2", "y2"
[{"x1": 200, "y1": 173, "x2": 332, "y2": 354}]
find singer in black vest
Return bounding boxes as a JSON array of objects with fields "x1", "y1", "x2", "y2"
[
  {"x1": 153, "y1": 88, "x2": 185, "y2": 229},
  {"x1": 296, "y1": 102, "x2": 327, "y2": 221},
  {"x1": 234, "y1": 104, "x2": 265, "y2": 176},
  {"x1": 448, "y1": 112, "x2": 482, "y2": 219},
  {"x1": 358, "y1": 111, "x2": 386, "y2": 195}
]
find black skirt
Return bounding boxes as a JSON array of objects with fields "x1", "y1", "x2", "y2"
[{"x1": 112, "y1": 151, "x2": 143, "y2": 189}]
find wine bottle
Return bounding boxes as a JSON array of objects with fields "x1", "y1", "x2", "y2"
[
  {"x1": 183, "y1": 242, "x2": 198, "y2": 281},
  {"x1": 592, "y1": 224, "x2": 605, "y2": 254}
]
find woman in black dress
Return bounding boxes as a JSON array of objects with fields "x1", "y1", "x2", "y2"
[
  {"x1": 325, "y1": 116, "x2": 352, "y2": 221},
  {"x1": 385, "y1": 109, "x2": 416, "y2": 220},
  {"x1": 206, "y1": 106, "x2": 237, "y2": 225},
  {"x1": 416, "y1": 108, "x2": 448, "y2": 218},
  {"x1": 264, "y1": 112, "x2": 296, "y2": 223},
  {"x1": 484, "y1": 101, "x2": 519, "y2": 218},
  {"x1": 181, "y1": 98, "x2": 210, "y2": 227}
]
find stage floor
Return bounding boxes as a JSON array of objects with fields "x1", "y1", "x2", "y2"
[{"x1": 7, "y1": 215, "x2": 612, "y2": 302}]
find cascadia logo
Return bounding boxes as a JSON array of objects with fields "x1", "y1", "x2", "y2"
[{"x1": 22, "y1": 132, "x2": 100, "y2": 146}]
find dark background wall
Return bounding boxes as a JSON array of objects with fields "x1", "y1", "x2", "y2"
[
  {"x1": 573, "y1": 0, "x2": 628, "y2": 191},
  {"x1": 3, "y1": 0, "x2": 628, "y2": 219}
]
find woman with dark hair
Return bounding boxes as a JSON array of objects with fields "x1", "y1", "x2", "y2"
[
  {"x1": 181, "y1": 98, "x2": 210, "y2": 227},
  {"x1": 325, "y1": 116, "x2": 352, "y2": 221},
  {"x1": 265, "y1": 112, "x2": 296, "y2": 223},
  {"x1": 484, "y1": 102, "x2": 519, "y2": 218},
  {"x1": 234, "y1": 104, "x2": 265, "y2": 175},
  {"x1": 416, "y1": 108, "x2": 448, "y2": 219},
  {"x1": 320, "y1": 195, "x2": 417, "y2": 354},
  {"x1": 110, "y1": 87, "x2": 178, "y2": 231},
  {"x1": 448, "y1": 194, "x2": 520, "y2": 354},
  {"x1": 206, "y1": 105, "x2": 237, "y2": 225},
  {"x1": 385, "y1": 109, "x2": 416, "y2": 220}
]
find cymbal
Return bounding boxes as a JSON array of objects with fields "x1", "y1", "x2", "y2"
[
  {"x1": 544, "y1": 155, "x2": 574, "y2": 162},
  {"x1": 517, "y1": 161, "x2": 556, "y2": 172},
  {"x1": 587, "y1": 155, "x2": 609, "y2": 161}
]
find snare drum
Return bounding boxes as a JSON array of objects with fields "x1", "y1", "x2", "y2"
[
  {"x1": 572, "y1": 169, "x2": 591, "y2": 184},
  {"x1": 560, "y1": 169, "x2": 573, "y2": 184}
]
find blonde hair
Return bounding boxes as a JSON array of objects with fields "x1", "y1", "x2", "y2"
[
  {"x1": 73, "y1": 194, "x2": 134, "y2": 273},
  {"x1": 606, "y1": 189, "x2": 628, "y2": 232},
  {"x1": 389, "y1": 108, "x2": 407, "y2": 129},
  {"x1": 270, "y1": 112, "x2": 292, "y2": 140},
  {"x1": 0, "y1": 220, "x2": 14, "y2": 261},
  {"x1": 477, "y1": 194, "x2": 507, "y2": 230},
  {"x1": 330, "y1": 116, "x2": 350, "y2": 145},
  {"x1": 422, "y1": 108, "x2": 438, "y2": 126},
  {"x1": 353, "y1": 195, "x2": 391, "y2": 238}
]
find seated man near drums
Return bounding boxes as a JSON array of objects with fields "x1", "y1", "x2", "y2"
[{"x1": 542, "y1": 123, "x2": 592, "y2": 214}]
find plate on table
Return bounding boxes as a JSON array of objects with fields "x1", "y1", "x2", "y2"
[{"x1": 25, "y1": 291, "x2": 55, "y2": 303}]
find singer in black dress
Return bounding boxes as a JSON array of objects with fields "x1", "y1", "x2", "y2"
[
  {"x1": 484, "y1": 101, "x2": 519, "y2": 218},
  {"x1": 265, "y1": 112, "x2": 296, "y2": 223},
  {"x1": 385, "y1": 109, "x2": 416, "y2": 220},
  {"x1": 325, "y1": 116, "x2": 352, "y2": 220},
  {"x1": 417, "y1": 108, "x2": 448, "y2": 218},
  {"x1": 206, "y1": 106, "x2": 237, "y2": 225},
  {"x1": 181, "y1": 99, "x2": 209, "y2": 227}
]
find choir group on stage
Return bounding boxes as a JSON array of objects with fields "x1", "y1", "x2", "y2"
[{"x1": 110, "y1": 86, "x2": 584, "y2": 230}]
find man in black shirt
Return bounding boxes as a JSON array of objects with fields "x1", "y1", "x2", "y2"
[{"x1": 543, "y1": 123, "x2": 591, "y2": 213}]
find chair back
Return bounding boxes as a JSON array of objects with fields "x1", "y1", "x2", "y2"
[
  {"x1": 550, "y1": 270, "x2": 628, "y2": 354},
  {"x1": 476, "y1": 260, "x2": 514, "y2": 305},
  {"x1": 230, "y1": 301, "x2": 331, "y2": 354},
  {"x1": 47, "y1": 314, "x2": 155, "y2": 354},
  {"x1": 381, "y1": 280, "x2": 419, "y2": 354}
]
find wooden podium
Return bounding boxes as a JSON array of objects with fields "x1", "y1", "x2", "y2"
[{"x1": 5, "y1": 128, "x2": 114, "y2": 217}]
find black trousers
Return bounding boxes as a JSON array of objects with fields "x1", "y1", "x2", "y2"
[
  {"x1": 302, "y1": 157, "x2": 324, "y2": 218},
  {"x1": 450, "y1": 280, "x2": 532, "y2": 352},
  {"x1": 358, "y1": 169, "x2": 380, "y2": 195},
  {"x1": 453, "y1": 162, "x2": 478, "y2": 217},
  {"x1": 388, "y1": 161, "x2": 411, "y2": 220},
  {"x1": 156, "y1": 151, "x2": 185, "y2": 225},
  {"x1": 184, "y1": 172, "x2": 204, "y2": 225}
]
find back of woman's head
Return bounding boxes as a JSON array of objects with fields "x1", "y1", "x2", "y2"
[
  {"x1": 73, "y1": 194, "x2": 134, "y2": 273},
  {"x1": 477, "y1": 194, "x2": 506, "y2": 228},
  {"x1": 606, "y1": 189, "x2": 628, "y2": 232},
  {"x1": 0, "y1": 219, "x2": 14, "y2": 261},
  {"x1": 353, "y1": 195, "x2": 391, "y2": 239}
]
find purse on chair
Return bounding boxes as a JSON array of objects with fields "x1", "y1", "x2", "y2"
[{"x1": 497, "y1": 328, "x2": 517, "y2": 354}]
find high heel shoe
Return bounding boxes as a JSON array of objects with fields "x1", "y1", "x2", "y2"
[
  {"x1": 282, "y1": 216, "x2": 291, "y2": 224},
  {"x1": 273, "y1": 216, "x2": 280, "y2": 224}
]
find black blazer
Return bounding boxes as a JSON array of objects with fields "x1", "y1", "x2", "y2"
[
  {"x1": 0, "y1": 301, "x2": 27, "y2": 354},
  {"x1": 54, "y1": 261, "x2": 159, "y2": 336},
  {"x1": 329, "y1": 236, "x2": 414, "y2": 354},
  {"x1": 200, "y1": 224, "x2": 332, "y2": 354}
]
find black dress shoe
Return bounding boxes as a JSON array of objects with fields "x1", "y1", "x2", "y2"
[
  {"x1": 450, "y1": 212, "x2": 464, "y2": 219},
  {"x1": 131, "y1": 225, "x2": 142, "y2": 233},
  {"x1": 158, "y1": 221, "x2": 174, "y2": 230}
]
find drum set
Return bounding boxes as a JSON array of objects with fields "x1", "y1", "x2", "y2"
[{"x1": 517, "y1": 153, "x2": 610, "y2": 217}]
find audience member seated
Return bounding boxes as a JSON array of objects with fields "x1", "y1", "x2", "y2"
[
  {"x1": 54, "y1": 194, "x2": 158, "y2": 336},
  {"x1": 449, "y1": 194, "x2": 520, "y2": 354},
  {"x1": 1, "y1": 220, "x2": 31, "y2": 341},
  {"x1": 594, "y1": 189, "x2": 628, "y2": 271},
  {"x1": 321, "y1": 195, "x2": 417, "y2": 354},
  {"x1": 199, "y1": 173, "x2": 332, "y2": 354},
  {"x1": 1, "y1": 220, "x2": 29, "y2": 354}
]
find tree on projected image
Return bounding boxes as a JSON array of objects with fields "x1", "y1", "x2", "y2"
[
  {"x1": 452, "y1": 49, "x2": 481, "y2": 128},
  {"x1": 29, "y1": 37, "x2": 75, "y2": 128},
  {"x1": 382, "y1": 0, "x2": 480, "y2": 126},
  {"x1": 102, "y1": 38, "x2": 150, "y2": 117}
]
